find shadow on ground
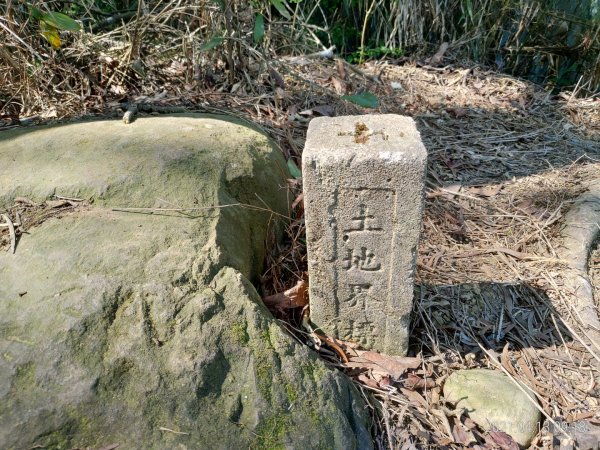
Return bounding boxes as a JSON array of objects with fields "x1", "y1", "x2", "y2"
[{"x1": 412, "y1": 282, "x2": 573, "y2": 356}]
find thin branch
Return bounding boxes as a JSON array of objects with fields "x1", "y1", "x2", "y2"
[{"x1": 0, "y1": 18, "x2": 43, "y2": 60}]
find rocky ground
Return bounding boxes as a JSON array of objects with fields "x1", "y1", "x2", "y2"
[{"x1": 2, "y1": 55, "x2": 600, "y2": 448}]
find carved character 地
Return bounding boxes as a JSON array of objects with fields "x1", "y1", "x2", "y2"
[{"x1": 342, "y1": 247, "x2": 382, "y2": 272}]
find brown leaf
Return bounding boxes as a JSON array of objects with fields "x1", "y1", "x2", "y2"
[
  {"x1": 331, "y1": 77, "x2": 347, "y2": 95},
  {"x1": 501, "y1": 343, "x2": 517, "y2": 376},
  {"x1": 432, "y1": 435, "x2": 453, "y2": 446},
  {"x1": 400, "y1": 387, "x2": 428, "y2": 409},
  {"x1": 468, "y1": 185, "x2": 503, "y2": 197},
  {"x1": 440, "y1": 183, "x2": 462, "y2": 199},
  {"x1": 515, "y1": 355, "x2": 539, "y2": 388},
  {"x1": 269, "y1": 67, "x2": 285, "y2": 89},
  {"x1": 323, "y1": 335, "x2": 359, "y2": 356},
  {"x1": 404, "y1": 372, "x2": 435, "y2": 390},
  {"x1": 464, "y1": 417, "x2": 478, "y2": 429},
  {"x1": 349, "y1": 351, "x2": 421, "y2": 379},
  {"x1": 486, "y1": 430, "x2": 519, "y2": 450},
  {"x1": 312, "y1": 104, "x2": 335, "y2": 116},
  {"x1": 262, "y1": 280, "x2": 308, "y2": 310},
  {"x1": 452, "y1": 423, "x2": 476, "y2": 445},
  {"x1": 568, "y1": 411, "x2": 596, "y2": 421},
  {"x1": 357, "y1": 373, "x2": 380, "y2": 389},
  {"x1": 378, "y1": 375, "x2": 392, "y2": 387},
  {"x1": 430, "y1": 386, "x2": 441, "y2": 404},
  {"x1": 516, "y1": 200, "x2": 540, "y2": 216}
]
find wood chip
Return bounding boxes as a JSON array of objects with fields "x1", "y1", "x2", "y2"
[{"x1": 1, "y1": 214, "x2": 16, "y2": 254}]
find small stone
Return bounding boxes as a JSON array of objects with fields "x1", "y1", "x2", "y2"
[{"x1": 443, "y1": 369, "x2": 541, "y2": 447}]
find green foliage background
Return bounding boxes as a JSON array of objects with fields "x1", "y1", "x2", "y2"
[
  {"x1": 2, "y1": 0, "x2": 599, "y2": 94},
  {"x1": 303, "y1": 0, "x2": 599, "y2": 91}
]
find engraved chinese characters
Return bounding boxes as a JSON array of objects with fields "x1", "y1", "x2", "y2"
[
  {"x1": 336, "y1": 188, "x2": 395, "y2": 347},
  {"x1": 303, "y1": 115, "x2": 427, "y2": 355}
]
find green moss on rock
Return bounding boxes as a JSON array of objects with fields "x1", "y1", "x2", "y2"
[
  {"x1": 229, "y1": 322, "x2": 250, "y2": 345},
  {"x1": 251, "y1": 414, "x2": 292, "y2": 450},
  {"x1": 12, "y1": 362, "x2": 36, "y2": 392}
]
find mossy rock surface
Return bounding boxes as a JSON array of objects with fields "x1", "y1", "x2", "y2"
[{"x1": 0, "y1": 115, "x2": 371, "y2": 450}]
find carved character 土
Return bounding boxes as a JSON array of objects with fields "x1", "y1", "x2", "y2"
[{"x1": 344, "y1": 204, "x2": 382, "y2": 233}]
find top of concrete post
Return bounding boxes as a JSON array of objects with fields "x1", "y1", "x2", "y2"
[{"x1": 304, "y1": 114, "x2": 426, "y2": 168}]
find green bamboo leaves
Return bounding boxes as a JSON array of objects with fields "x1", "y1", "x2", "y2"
[
  {"x1": 341, "y1": 92, "x2": 379, "y2": 108},
  {"x1": 254, "y1": 14, "x2": 265, "y2": 43},
  {"x1": 30, "y1": 6, "x2": 80, "y2": 49},
  {"x1": 199, "y1": 36, "x2": 225, "y2": 51},
  {"x1": 270, "y1": 0, "x2": 291, "y2": 19}
]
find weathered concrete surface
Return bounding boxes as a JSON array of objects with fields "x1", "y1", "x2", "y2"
[
  {"x1": 0, "y1": 115, "x2": 372, "y2": 450},
  {"x1": 443, "y1": 369, "x2": 541, "y2": 447},
  {"x1": 302, "y1": 115, "x2": 427, "y2": 355}
]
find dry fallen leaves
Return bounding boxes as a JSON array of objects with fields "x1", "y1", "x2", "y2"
[
  {"x1": 452, "y1": 422, "x2": 477, "y2": 446},
  {"x1": 262, "y1": 279, "x2": 308, "y2": 312},
  {"x1": 331, "y1": 77, "x2": 348, "y2": 95},
  {"x1": 486, "y1": 430, "x2": 520, "y2": 450},
  {"x1": 404, "y1": 372, "x2": 436, "y2": 390},
  {"x1": 342, "y1": 350, "x2": 421, "y2": 380}
]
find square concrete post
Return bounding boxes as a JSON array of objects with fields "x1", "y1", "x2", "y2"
[{"x1": 302, "y1": 115, "x2": 427, "y2": 355}]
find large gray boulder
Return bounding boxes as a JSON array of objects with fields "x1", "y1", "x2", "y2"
[{"x1": 0, "y1": 115, "x2": 371, "y2": 449}]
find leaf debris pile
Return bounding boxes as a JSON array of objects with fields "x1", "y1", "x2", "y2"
[
  {"x1": 257, "y1": 60, "x2": 600, "y2": 449},
  {"x1": 0, "y1": 197, "x2": 88, "y2": 253}
]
